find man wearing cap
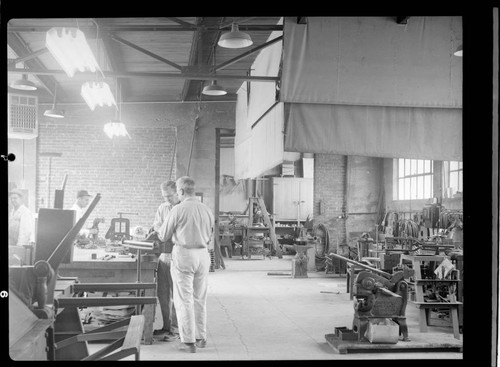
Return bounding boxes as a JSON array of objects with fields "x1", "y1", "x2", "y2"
[
  {"x1": 71, "y1": 190, "x2": 96, "y2": 236},
  {"x1": 9, "y1": 189, "x2": 35, "y2": 247}
]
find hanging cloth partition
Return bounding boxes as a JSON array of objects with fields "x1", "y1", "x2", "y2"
[
  {"x1": 234, "y1": 19, "x2": 284, "y2": 180},
  {"x1": 284, "y1": 103, "x2": 462, "y2": 161},
  {"x1": 280, "y1": 16, "x2": 463, "y2": 160},
  {"x1": 281, "y1": 16, "x2": 462, "y2": 108}
]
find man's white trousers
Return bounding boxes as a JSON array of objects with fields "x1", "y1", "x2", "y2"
[{"x1": 171, "y1": 246, "x2": 210, "y2": 343}]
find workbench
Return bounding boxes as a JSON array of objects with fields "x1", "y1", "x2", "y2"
[{"x1": 58, "y1": 249, "x2": 157, "y2": 344}]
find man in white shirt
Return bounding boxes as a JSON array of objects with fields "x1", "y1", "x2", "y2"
[
  {"x1": 8, "y1": 189, "x2": 35, "y2": 247},
  {"x1": 70, "y1": 190, "x2": 96, "y2": 236},
  {"x1": 158, "y1": 176, "x2": 214, "y2": 353}
]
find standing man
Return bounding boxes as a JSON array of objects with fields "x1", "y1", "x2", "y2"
[
  {"x1": 9, "y1": 189, "x2": 35, "y2": 247},
  {"x1": 150, "y1": 180, "x2": 180, "y2": 341},
  {"x1": 158, "y1": 176, "x2": 214, "y2": 353}
]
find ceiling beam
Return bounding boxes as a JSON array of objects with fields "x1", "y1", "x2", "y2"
[
  {"x1": 8, "y1": 66, "x2": 280, "y2": 82},
  {"x1": 7, "y1": 32, "x2": 56, "y2": 97},
  {"x1": 110, "y1": 34, "x2": 183, "y2": 70},
  {"x1": 7, "y1": 25, "x2": 284, "y2": 34},
  {"x1": 165, "y1": 17, "x2": 197, "y2": 29},
  {"x1": 8, "y1": 47, "x2": 49, "y2": 65},
  {"x1": 214, "y1": 35, "x2": 283, "y2": 72},
  {"x1": 180, "y1": 19, "x2": 202, "y2": 102},
  {"x1": 218, "y1": 17, "x2": 257, "y2": 29}
]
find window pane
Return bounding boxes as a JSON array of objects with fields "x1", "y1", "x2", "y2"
[
  {"x1": 399, "y1": 178, "x2": 404, "y2": 200},
  {"x1": 404, "y1": 178, "x2": 411, "y2": 200},
  {"x1": 404, "y1": 159, "x2": 410, "y2": 176},
  {"x1": 399, "y1": 159, "x2": 405, "y2": 177},
  {"x1": 450, "y1": 161, "x2": 458, "y2": 171},
  {"x1": 458, "y1": 161, "x2": 463, "y2": 169},
  {"x1": 424, "y1": 175, "x2": 431, "y2": 198},
  {"x1": 424, "y1": 160, "x2": 431, "y2": 172},
  {"x1": 458, "y1": 171, "x2": 463, "y2": 192},
  {"x1": 417, "y1": 176, "x2": 424, "y2": 199},
  {"x1": 411, "y1": 177, "x2": 417, "y2": 199},
  {"x1": 417, "y1": 160, "x2": 424, "y2": 174},
  {"x1": 450, "y1": 172, "x2": 458, "y2": 193},
  {"x1": 410, "y1": 160, "x2": 417, "y2": 175}
]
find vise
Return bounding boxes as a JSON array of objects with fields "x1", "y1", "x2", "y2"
[{"x1": 327, "y1": 253, "x2": 410, "y2": 342}]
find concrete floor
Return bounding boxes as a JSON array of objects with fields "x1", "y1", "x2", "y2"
[{"x1": 91, "y1": 254, "x2": 463, "y2": 361}]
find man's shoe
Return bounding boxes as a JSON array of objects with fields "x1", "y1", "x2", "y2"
[
  {"x1": 153, "y1": 328, "x2": 168, "y2": 336},
  {"x1": 162, "y1": 333, "x2": 179, "y2": 342},
  {"x1": 195, "y1": 339, "x2": 207, "y2": 348},
  {"x1": 178, "y1": 342, "x2": 196, "y2": 353}
]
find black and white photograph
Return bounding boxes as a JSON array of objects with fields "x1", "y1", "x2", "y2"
[{"x1": 1, "y1": 4, "x2": 498, "y2": 365}]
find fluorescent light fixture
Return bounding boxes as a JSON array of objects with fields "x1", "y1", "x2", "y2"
[
  {"x1": 202, "y1": 80, "x2": 227, "y2": 96},
  {"x1": 81, "y1": 81, "x2": 116, "y2": 111},
  {"x1": 10, "y1": 74, "x2": 37, "y2": 90},
  {"x1": 103, "y1": 121, "x2": 130, "y2": 139},
  {"x1": 454, "y1": 44, "x2": 463, "y2": 57},
  {"x1": 218, "y1": 23, "x2": 253, "y2": 48},
  {"x1": 46, "y1": 27, "x2": 100, "y2": 78}
]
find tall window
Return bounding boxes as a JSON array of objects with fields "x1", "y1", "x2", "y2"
[
  {"x1": 443, "y1": 161, "x2": 463, "y2": 198},
  {"x1": 394, "y1": 159, "x2": 434, "y2": 200}
]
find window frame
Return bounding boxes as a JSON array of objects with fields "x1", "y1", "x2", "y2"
[
  {"x1": 442, "y1": 160, "x2": 463, "y2": 198},
  {"x1": 393, "y1": 158, "x2": 434, "y2": 201}
]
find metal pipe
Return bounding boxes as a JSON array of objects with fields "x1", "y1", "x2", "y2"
[
  {"x1": 122, "y1": 240, "x2": 154, "y2": 250},
  {"x1": 327, "y1": 253, "x2": 392, "y2": 279}
]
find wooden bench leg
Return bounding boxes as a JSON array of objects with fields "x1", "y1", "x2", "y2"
[
  {"x1": 419, "y1": 308, "x2": 428, "y2": 332},
  {"x1": 450, "y1": 306, "x2": 460, "y2": 339},
  {"x1": 141, "y1": 288, "x2": 156, "y2": 345}
]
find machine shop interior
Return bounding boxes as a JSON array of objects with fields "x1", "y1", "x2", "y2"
[{"x1": 3, "y1": 10, "x2": 497, "y2": 363}]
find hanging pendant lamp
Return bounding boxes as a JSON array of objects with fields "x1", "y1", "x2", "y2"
[
  {"x1": 202, "y1": 80, "x2": 227, "y2": 96},
  {"x1": 44, "y1": 83, "x2": 65, "y2": 118},
  {"x1": 202, "y1": 45, "x2": 227, "y2": 96},
  {"x1": 218, "y1": 23, "x2": 253, "y2": 49},
  {"x1": 10, "y1": 74, "x2": 37, "y2": 91}
]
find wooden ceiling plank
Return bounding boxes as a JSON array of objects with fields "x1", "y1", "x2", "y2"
[
  {"x1": 110, "y1": 34, "x2": 183, "y2": 70},
  {"x1": 214, "y1": 35, "x2": 283, "y2": 72}
]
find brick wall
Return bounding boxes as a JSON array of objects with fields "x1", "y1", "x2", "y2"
[
  {"x1": 36, "y1": 101, "x2": 235, "y2": 231},
  {"x1": 313, "y1": 154, "x2": 347, "y2": 251},
  {"x1": 314, "y1": 154, "x2": 382, "y2": 253}
]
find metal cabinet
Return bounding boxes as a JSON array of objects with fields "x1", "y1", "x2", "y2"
[{"x1": 272, "y1": 177, "x2": 313, "y2": 223}]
